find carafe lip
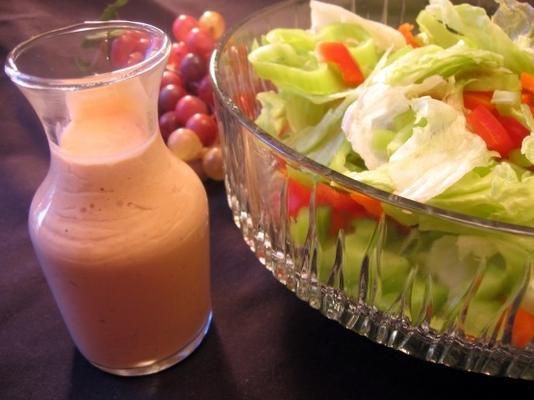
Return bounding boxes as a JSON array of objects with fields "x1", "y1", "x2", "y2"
[{"x1": 5, "y1": 20, "x2": 170, "y2": 91}]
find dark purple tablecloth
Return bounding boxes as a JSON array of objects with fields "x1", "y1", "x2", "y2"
[{"x1": 1, "y1": 0, "x2": 533, "y2": 398}]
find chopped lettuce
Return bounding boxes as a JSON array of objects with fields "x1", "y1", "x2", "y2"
[
  {"x1": 342, "y1": 82, "x2": 412, "y2": 169},
  {"x1": 430, "y1": 162, "x2": 534, "y2": 226},
  {"x1": 252, "y1": 0, "x2": 534, "y2": 218},
  {"x1": 388, "y1": 97, "x2": 494, "y2": 202},
  {"x1": 491, "y1": 90, "x2": 520, "y2": 106},
  {"x1": 346, "y1": 97, "x2": 494, "y2": 203},
  {"x1": 522, "y1": 135, "x2": 534, "y2": 163},
  {"x1": 248, "y1": 43, "x2": 347, "y2": 96},
  {"x1": 255, "y1": 88, "x2": 356, "y2": 168},
  {"x1": 255, "y1": 89, "x2": 329, "y2": 136},
  {"x1": 290, "y1": 94, "x2": 357, "y2": 161},
  {"x1": 255, "y1": 91, "x2": 288, "y2": 137},
  {"x1": 381, "y1": 43, "x2": 505, "y2": 86},
  {"x1": 462, "y1": 70, "x2": 521, "y2": 92},
  {"x1": 347, "y1": 165, "x2": 394, "y2": 193},
  {"x1": 309, "y1": 0, "x2": 405, "y2": 51},
  {"x1": 416, "y1": 0, "x2": 534, "y2": 74},
  {"x1": 314, "y1": 22, "x2": 370, "y2": 44},
  {"x1": 492, "y1": 0, "x2": 534, "y2": 57},
  {"x1": 248, "y1": 5, "x2": 388, "y2": 98},
  {"x1": 265, "y1": 28, "x2": 315, "y2": 52}
]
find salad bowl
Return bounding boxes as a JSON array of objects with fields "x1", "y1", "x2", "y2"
[{"x1": 211, "y1": 0, "x2": 534, "y2": 379}]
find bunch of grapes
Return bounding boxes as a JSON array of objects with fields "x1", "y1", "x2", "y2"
[{"x1": 159, "y1": 11, "x2": 225, "y2": 181}]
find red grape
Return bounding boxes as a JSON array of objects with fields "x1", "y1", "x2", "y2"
[
  {"x1": 186, "y1": 27, "x2": 215, "y2": 60},
  {"x1": 186, "y1": 113, "x2": 218, "y2": 146},
  {"x1": 185, "y1": 80, "x2": 200, "y2": 96},
  {"x1": 160, "y1": 70, "x2": 182, "y2": 88},
  {"x1": 158, "y1": 10, "x2": 226, "y2": 182},
  {"x1": 180, "y1": 53, "x2": 206, "y2": 83},
  {"x1": 199, "y1": 11, "x2": 225, "y2": 40},
  {"x1": 134, "y1": 37, "x2": 150, "y2": 53},
  {"x1": 126, "y1": 30, "x2": 149, "y2": 42},
  {"x1": 159, "y1": 84, "x2": 186, "y2": 113},
  {"x1": 172, "y1": 15, "x2": 199, "y2": 43},
  {"x1": 196, "y1": 75, "x2": 214, "y2": 108},
  {"x1": 175, "y1": 95, "x2": 208, "y2": 125},
  {"x1": 159, "y1": 111, "x2": 179, "y2": 140},
  {"x1": 127, "y1": 51, "x2": 145, "y2": 66},
  {"x1": 111, "y1": 32, "x2": 137, "y2": 68},
  {"x1": 122, "y1": 31, "x2": 151, "y2": 56},
  {"x1": 167, "y1": 42, "x2": 189, "y2": 71},
  {"x1": 202, "y1": 146, "x2": 224, "y2": 180}
]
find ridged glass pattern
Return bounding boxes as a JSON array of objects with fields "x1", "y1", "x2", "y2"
[{"x1": 211, "y1": 0, "x2": 534, "y2": 379}]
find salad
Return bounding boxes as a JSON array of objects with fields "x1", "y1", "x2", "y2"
[{"x1": 247, "y1": 0, "x2": 534, "y2": 348}]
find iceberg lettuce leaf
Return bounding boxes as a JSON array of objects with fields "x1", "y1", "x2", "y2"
[
  {"x1": 255, "y1": 91, "x2": 288, "y2": 137},
  {"x1": 310, "y1": 0, "x2": 405, "y2": 50},
  {"x1": 387, "y1": 97, "x2": 494, "y2": 202},
  {"x1": 255, "y1": 90, "x2": 330, "y2": 139},
  {"x1": 382, "y1": 43, "x2": 504, "y2": 85},
  {"x1": 416, "y1": 0, "x2": 534, "y2": 74},
  {"x1": 430, "y1": 162, "x2": 534, "y2": 226},
  {"x1": 493, "y1": 0, "x2": 534, "y2": 57},
  {"x1": 248, "y1": 43, "x2": 347, "y2": 96}
]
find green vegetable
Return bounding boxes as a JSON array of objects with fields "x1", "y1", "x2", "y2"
[
  {"x1": 492, "y1": 0, "x2": 534, "y2": 56},
  {"x1": 371, "y1": 129, "x2": 396, "y2": 154},
  {"x1": 255, "y1": 91, "x2": 287, "y2": 137},
  {"x1": 521, "y1": 134, "x2": 534, "y2": 164},
  {"x1": 463, "y1": 71, "x2": 521, "y2": 92},
  {"x1": 429, "y1": 162, "x2": 534, "y2": 226},
  {"x1": 416, "y1": 0, "x2": 534, "y2": 74},
  {"x1": 315, "y1": 22, "x2": 370, "y2": 44},
  {"x1": 265, "y1": 29, "x2": 315, "y2": 52},
  {"x1": 290, "y1": 206, "x2": 332, "y2": 247},
  {"x1": 384, "y1": 43, "x2": 505, "y2": 85},
  {"x1": 249, "y1": 19, "x2": 384, "y2": 98},
  {"x1": 348, "y1": 40, "x2": 378, "y2": 77},
  {"x1": 249, "y1": 43, "x2": 346, "y2": 96}
]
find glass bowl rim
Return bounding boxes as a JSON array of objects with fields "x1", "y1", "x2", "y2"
[
  {"x1": 210, "y1": 0, "x2": 534, "y2": 237},
  {"x1": 5, "y1": 20, "x2": 170, "y2": 91}
]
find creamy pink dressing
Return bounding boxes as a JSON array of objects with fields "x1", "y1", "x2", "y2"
[{"x1": 29, "y1": 83, "x2": 211, "y2": 370}]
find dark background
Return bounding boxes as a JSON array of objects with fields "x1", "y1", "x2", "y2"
[{"x1": 1, "y1": 0, "x2": 533, "y2": 399}]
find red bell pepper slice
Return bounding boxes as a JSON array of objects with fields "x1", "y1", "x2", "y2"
[
  {"x1": 512, "y1": 307, "x2": 534, "y2": 348},
  {"x1": 316, "y1": 183, "x2": 364, "y2": 214},
  {"x1": 317, "y1": 41, "x2": 364, "y2": 86},
  {"x1": 287, "y1": 179, "x2": 311, "y2": 218},
  {"x1": 350, "y1": 192, "x2": 383, "y2": 219},
  {"x1": 287, "y1": 178, "x2": 380, "y2": 236},
  {"x1": 521, "y1": 91, "x2": 534, "y2": 106},
  {"x1": 520, "y1": 90, "x2": 534, "y2": 118},
  {"x1": 328, "y1": 209, "x2": 360, "y2": 236},
  {"x1": 495, "y1": 114, "x2": 530, "y2": 148},
  {"x1": 521, "y1": 72, "x2": 534, "y2": 94},
  {"x1": 467, "y1": 105, "x2": 515, "y2": 157},
  {"x1": 463, "y1": 91, "x2": 495, "y2": 111},
  {"x1": 316, "y1": 183, "x2": 370, "y2": 235},
  {"x1": 398, "y1": 23, "x2": 421, "y2": 48}
]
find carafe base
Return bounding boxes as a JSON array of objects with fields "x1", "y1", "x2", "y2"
[{"x1": 89, "y1": 311, "x2": 213, "y2": 377}]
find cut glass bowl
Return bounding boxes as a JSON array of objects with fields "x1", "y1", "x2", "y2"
[{"x1": 211, "y1": 0, "x2": 534, "y2": 379}]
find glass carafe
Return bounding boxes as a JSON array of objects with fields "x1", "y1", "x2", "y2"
[{"x1": 5, "y1": 21, "x2": 212, "y2": 376}]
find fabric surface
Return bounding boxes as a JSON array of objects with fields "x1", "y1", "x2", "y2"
[{"x1": 1, "y1": 0, "x2": 533, "y2": 399}]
